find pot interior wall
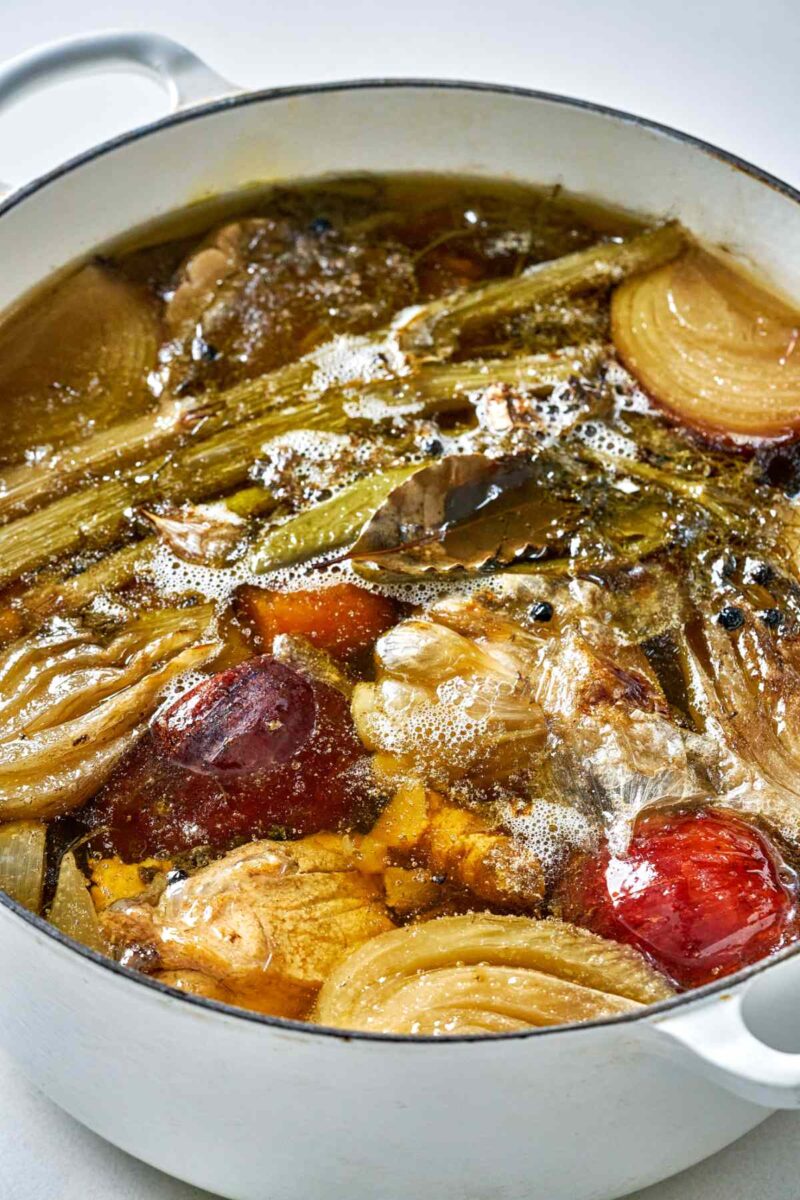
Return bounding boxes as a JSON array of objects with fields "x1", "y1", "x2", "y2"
[{"x1": 0, "y1": 84, "x2": 799, "y2": 315}]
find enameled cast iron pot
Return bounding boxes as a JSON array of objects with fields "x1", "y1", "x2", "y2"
[{"x1": 0, "y1": 32, "x2": 800, "y2": 1200}]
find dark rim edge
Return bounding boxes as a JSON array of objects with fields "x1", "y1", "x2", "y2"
[{"x1": 1, "y1": 74, "x2": 799, "y2": 1046}]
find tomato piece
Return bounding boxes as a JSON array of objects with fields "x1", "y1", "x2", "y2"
[
  {"x1": 239, "y1": 582, "x2": 396, "y2": 658},
  {"x1": 85, "y1": 656, "x2": 372, "y2": 861},
  {"x1": 559, "y1": 809, "x2": 797, "y2": 988}
]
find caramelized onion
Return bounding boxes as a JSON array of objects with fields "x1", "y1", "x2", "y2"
[
  {"x1": 314, "y1": 913, "x2": 674, "y2": 1034},
  {"x1": 612, "y1": 248, "x2": 800, "y2": 440}
]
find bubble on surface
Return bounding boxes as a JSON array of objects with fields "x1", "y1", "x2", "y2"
[
  {"x1": 345, "y1": 394, "x2": 427, "y2": 423},
  {"x1": 485, "y1": 229, "x2": 534, "y2": 256},
  {"x1": 144, "y1": 519, "x2": 515, "y2": 617},
  {"x1": 501, "y1": 798, "x2": 598, "y2": 874},
  {"x1": 361, "y1": 676, "x2": 492, "y2": 774},
  {"x1": 604, "y1": 359, "x2": 658, "y2": 416},
  {"x1": 308, "y1": 332, "x2": 408, "y2": 396},
  {"x1": 154, "y1": 667, "x2": 214, "y2": 721},
  {"x1": 254, "y1": 429, "x2": 397, "y2": 502},
  {"x1": 574, "y1": 419, "x2": 638, "y2": 461}
]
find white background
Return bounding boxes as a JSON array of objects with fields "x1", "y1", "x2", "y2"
[{"x1": 0, "y1": 2, "x2": 799, "y2": 1196}]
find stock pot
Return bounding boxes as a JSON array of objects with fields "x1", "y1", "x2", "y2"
[{"x1": 0, "y1": 30, "x2": 799, "y2": 1200}]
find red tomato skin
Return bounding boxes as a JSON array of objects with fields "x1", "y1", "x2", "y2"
[{"x1": 560, "y1": 810, "x2": 797, "y2": 988}]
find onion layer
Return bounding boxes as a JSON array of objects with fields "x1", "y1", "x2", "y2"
[
  {"x1": 49, "y1": 851, "x2": 104, "y2": 952},
  {"x1": 0, "y1": 607, "x2": 221, "y2": 820},
  {"x1": 314, "y1": 913, "x2": 673, "y2": 1034},
  {"x1": 0, "y1": 821, "x2": 45, "y2": 911},
  {"x1": 612, "y1": 248, "x2": 800, "y2": 440}
]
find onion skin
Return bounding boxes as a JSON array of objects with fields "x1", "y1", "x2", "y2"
[{"x1": 612, "y1": 248, "x2": 800, "y2": 441}]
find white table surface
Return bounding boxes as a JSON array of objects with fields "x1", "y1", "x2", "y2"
[{"x1": 0, "y1": 2, "x2": 799, "y2": 1196}]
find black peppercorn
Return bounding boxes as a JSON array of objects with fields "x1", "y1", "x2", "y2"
[
  {"x1": 760, "y1": 608, "x2": 783, "y2": 629},
  {"x1": 717, "y1": 606, "x2": 745, "y2": 631},
  {"x1": 530, "y1": 600, "x2": 554, "y2": 623},
  {"x1": 421, "y1": 436, "x2": 444, "y2": 457},
  {"x1": 748, "y1": 561, "x2": 774, "y2": 586},
  {"x1": 309, "y1": 216, "x2": 333, "y2": 235},
  {"x1": 755, "y1": 441, "x2": 800, "y2": 498},
  {"x1": 431, "y1": 873, "x2": 447, "y2": 885}
]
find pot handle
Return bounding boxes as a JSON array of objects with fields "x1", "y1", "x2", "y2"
[
  {"x1": 0, "y1": 31, "x2": 238, "y2": 112},
  {"x1": 0, "y1": 30, "x2": 238, "y2": 136},
  {"x1": 652, "y1": 952, "x2": 800, "y2": 1108}
]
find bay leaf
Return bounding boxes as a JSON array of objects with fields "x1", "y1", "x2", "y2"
[{"x1": 347, "y1": 453, "x2": 578, "y2": 575}]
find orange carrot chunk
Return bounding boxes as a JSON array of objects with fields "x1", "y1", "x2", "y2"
[{"x1": 240, "y1": 582, "x2": 397, "y2": 658}]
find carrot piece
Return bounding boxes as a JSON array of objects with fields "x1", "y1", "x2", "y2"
[
  {"x1": 89, "y1": 856, "x2": 172, "y2": 911},
  {"x1": 239, "y1": 583, "x2": 396, "y2": 658}
]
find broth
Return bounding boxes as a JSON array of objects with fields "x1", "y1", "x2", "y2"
[{"x1": 0, "y1": 173, "x2": 798, "y2": 1034}]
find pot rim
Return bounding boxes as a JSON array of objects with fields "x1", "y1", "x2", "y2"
[{"x1": 2, "y1": 74, "x2": 799, "y2": 1045}]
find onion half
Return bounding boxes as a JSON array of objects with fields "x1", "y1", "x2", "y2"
[
  {"x1": 612, "y1": 248, "x2": 800, "y2": 440},
  {"x1": 314, "y1": 913, "x2": 673, "y2": 1034},
  {"x1": 0, "y1": 263, "x2": 160, "y2": 463},
  {"x1": 0, "y1": 607, "x2": 221, "y2": 820}
]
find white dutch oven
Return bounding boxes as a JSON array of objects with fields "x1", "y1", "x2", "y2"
[{"x1": 0, "y1": 31, "x2": 799, "y2": 1200}]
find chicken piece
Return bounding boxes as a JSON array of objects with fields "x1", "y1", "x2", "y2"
[
  {"x1": 162, "y1": 217, "x2": 417, "y2": 393},
  {"x1": 152, "y1": 967, "x2": 309, "y2": 1018},
  {"x1": 381, "y1": 868, "x2": 442, "y2": 917},
  {"x1": 154, "y1": 970, "x2": 237, "y2": 1006},
  {"x1": 534, "y1": 629, "x2": 712, "y2": 851},
  {"x1": 100, "y1": 834, "x2": 394, "y2": 1018},
  {"x1": 89, "y1": 856, "x2": 172, "y2": 912}
]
